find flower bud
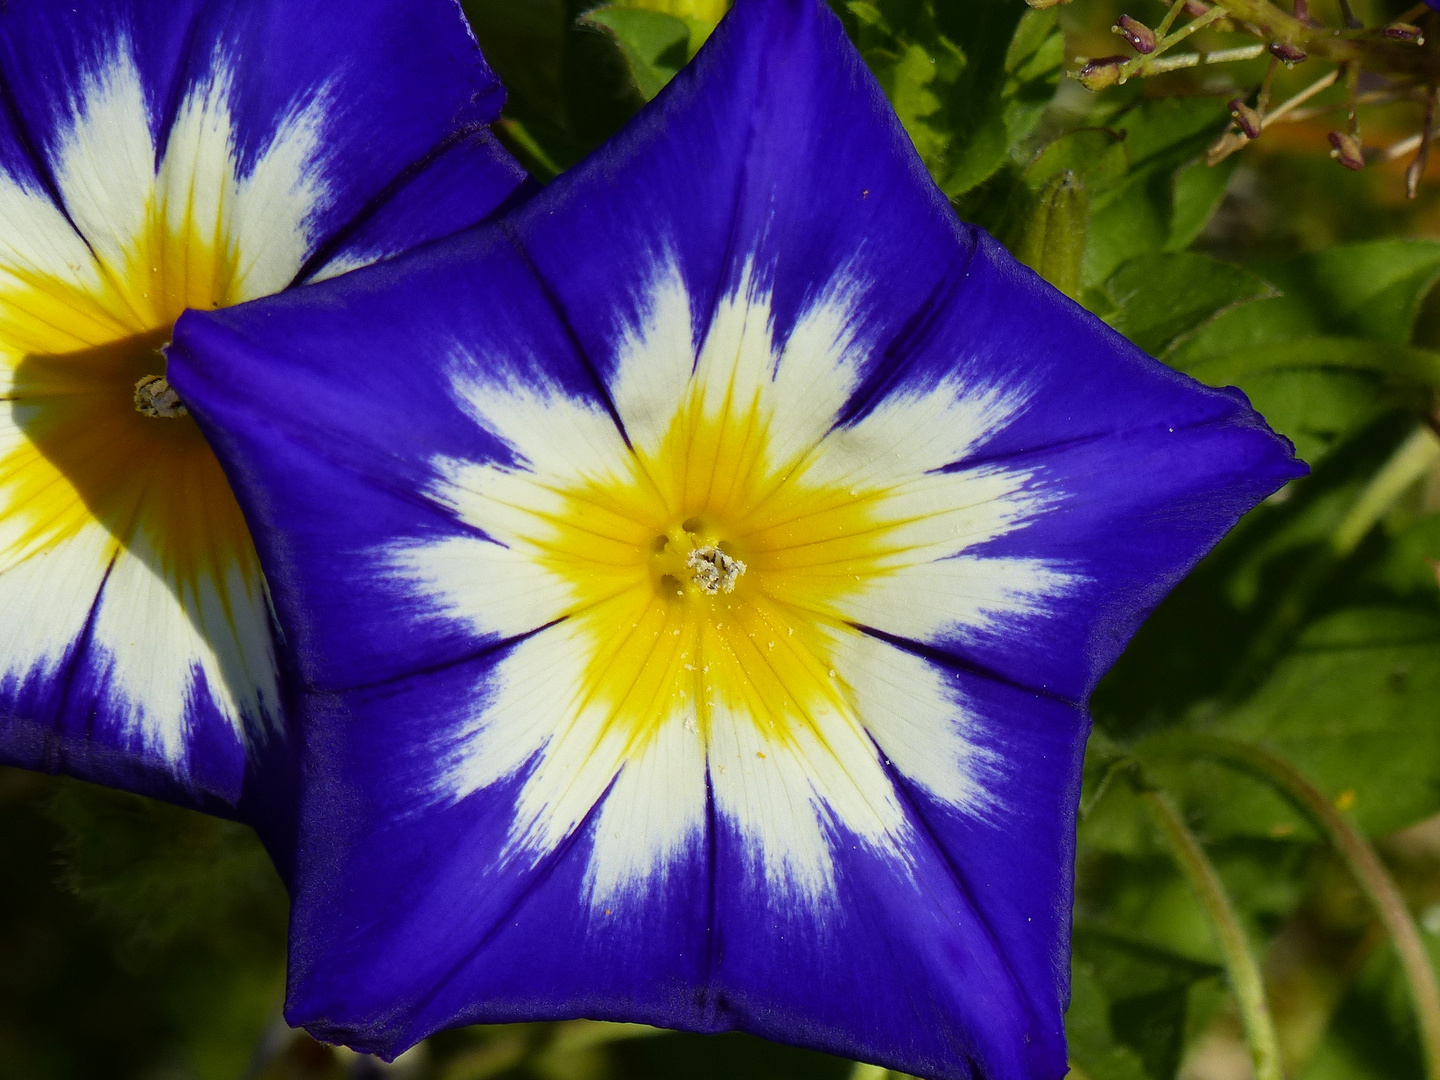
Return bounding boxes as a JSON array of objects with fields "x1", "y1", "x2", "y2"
[
  {"x1": 1328, "y1": 130, "x2": 1364, "y2": 171},
  {"x1": 1114, "y1": 14, "x2": 1157, "y2": 54},
  {"x1": 1077, "y1": 56, "x2": 1128, "y2": 91},
  {"x1": 1228, "y1": 98, "x2": 1262, "y2": 139},
  {"x1": 1013, "y1": 170, "x2": 1088, "y2": 301}
]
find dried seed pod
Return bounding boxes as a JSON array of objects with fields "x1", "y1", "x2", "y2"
[
  {"x1": 1269, "y1": 41, "x2": 1307, "y2": 65},
  {"x1": 1228, "y1": 98, "x2": 1262, "y2": 139},
  {"x1": 1328, "y1": 130, "x2": 1364, "y2": 171}
]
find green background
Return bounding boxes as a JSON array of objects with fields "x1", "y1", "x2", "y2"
[{"x1": 7, "y1": 1, "x2": 1440, "y2": 1078}]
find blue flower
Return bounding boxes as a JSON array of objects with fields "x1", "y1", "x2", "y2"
[
  {"x1": 0, "y1": 0, "x2": 524, "y2": 811},
  {"x1": 169, "y1": 0, "x2": 1303, "y2": 1075}
]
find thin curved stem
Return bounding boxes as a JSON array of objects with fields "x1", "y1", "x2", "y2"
[
  {"x1": 1140, "y1": 787, "x2": 1285, "y2": 1080},
  {"x1": 1172, "y1": 734, "x2": 1440, "y2": 1080}
]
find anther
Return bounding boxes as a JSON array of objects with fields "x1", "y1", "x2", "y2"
[
  {"x1": 133, "y1": 374, "x2": 188, "y2": 418},
  {"x1": 685, "y1": 546, "x2": 746, "y2": 594}
]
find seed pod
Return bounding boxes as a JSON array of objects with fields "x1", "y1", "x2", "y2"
[
  {"x1": 1228, "y1": 98, "x2": 1262, "y2": 139},
  {"x1": 1269, "y1": 41, "x2": 1307, "y2": 65},
  {"x1": 1328, "y1": 130, "x2": 1364, "y2": 171},
  {"x1": 1077, "y1": 56, "x2": 1128, "y2": 91},
  {"x1": 1114, "y1": 14, "x2": 1157, "y2": 54},
  {"x1": 1382, "y1": 22, "x2": 1423, "y2": 42}
]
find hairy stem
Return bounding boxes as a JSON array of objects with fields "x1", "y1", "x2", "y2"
[
  {"x1": 1141, "y1": 787, "x2": 1285, "y2": 1080},
  {"x1": 1172, "y1": 735, "x2": 1440, "y2": 1079}
]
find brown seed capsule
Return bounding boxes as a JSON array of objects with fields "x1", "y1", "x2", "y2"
[
  {"x1": 1183, "y1": 0, "x2": 1209, "y2": 14},
  {"x1": 1114, "y1": 14, "x2": 1157, "y2": 54},
  {"x1": 1269, "y1": 41, "x2": 1307, "y2": 64},
  {"x1": 1077, "y1": 56, "x2": 1128, "y2": 91},
  {"x1": 1328, "y1": 130, "x2": 1364, "y2": 171},
  {"x1": 1228, "y1": 98, "x2": 1262, "y2": 139}
]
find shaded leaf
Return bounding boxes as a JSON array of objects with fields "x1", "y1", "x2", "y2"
[
  {"x1": 841, "y1": 2, "x2": 1062, "y2": 198},
  {"x1": 1150, "y1": 609, "x2": 1440, "y2": 839},
  {"x1": 1083, "y1": 98, "x2": 1234, "y2": 287},
  {"x1": 582, "y1": 6, "x2": 693, "y2": 100},
  {"x1": 1256, "y1": 240, "x2": 1440, "y2": 347},
  {"x1": 1104, "y1": 252, "x2": 1276, "y2": 357},
  {"x1": 1067, "y1": 962, "x2": 1156, "y2": 1080},
  {"x1": 1074, "y1": 926, "x2": 1223, "y2": 1080}
]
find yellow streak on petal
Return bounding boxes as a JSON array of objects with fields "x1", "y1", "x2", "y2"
[
  {"x1": 505, "y1": 373, "x2": 948, "y2": 772},
  {"x1": 0, "y1": 195, "x2": 258, "y2": 638}
]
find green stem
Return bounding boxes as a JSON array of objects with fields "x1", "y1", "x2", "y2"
[
  {"x1": 1141, "y1": 787, "x2": 1285, "y2": 1080},
  {"x1": 1172, "y1": 734, "x2": 1440, "y2": 1080},
  {"x1": 1155, "y1": 0, "x2": 1190, "y2": 38},
  {"x1": 1331, "y1": 425, "x2": 1440, "y2": 556},
  {"x1": 1216, "y1": 0, "x2": 1440, "y2": 79},
  {"x1": 1122, "y1": 3, "x2": 1231, "y2": 79}
]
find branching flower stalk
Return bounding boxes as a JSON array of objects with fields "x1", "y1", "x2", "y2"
[{"x1": 1061, "y1": 0, "x2": 1439, "y2": 195}]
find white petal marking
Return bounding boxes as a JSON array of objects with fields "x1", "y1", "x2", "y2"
[
  {"x1": 395, "y1": 254, "x2": 1078, "y2": 909},
  {"x1": 90, "y1": 535, "x2": 278, "y2": 765},
  {"x1": 50, "y1": 51, "x2": 155, "y2": 283},
  {"x1": 0, "y1": 524, "x2": 113, "y2": 685},
  {"x1": 826, "y1": 628, "x2": 999, "y2": 813},
  {"x1": 586, "y1": 709, "x2": 707, "y2": 904}
]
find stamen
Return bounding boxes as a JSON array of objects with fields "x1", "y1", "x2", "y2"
[
  {"x1": 134, "y1": 374, "x2": 188, "y2": 418},
  {"x1": 686, "y1": 545, "x2": 746, "y2": 594}
]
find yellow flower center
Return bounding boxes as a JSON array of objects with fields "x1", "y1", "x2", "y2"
[
  {"x1": 517, "y1": 387, "x2": 899, "y2": 765},
  {"x1": 0, "y1": 197, "x2": 255, "y2": 592}
]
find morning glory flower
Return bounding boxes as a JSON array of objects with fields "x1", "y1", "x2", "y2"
[
  {"x1": 0, "y1": 0, "x2": 525, "y2": 810},
  {"x1": 168, "y1": 0, "x2": 1302, "y2": 1075}
]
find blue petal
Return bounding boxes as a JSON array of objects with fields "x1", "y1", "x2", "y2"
[
  {"x1": 169, "y1": 0, "x2": 1301, "y2": 1075},
  {"x1": 0, "y1": 0, "x2": 518, "y2": 272},
  {"x1": 0, "y1": 0, "x2": 524, "y2": 820}
]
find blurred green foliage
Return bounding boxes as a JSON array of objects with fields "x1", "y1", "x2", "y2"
[{"x1": 9, "y1": 1, "x2": 1440, "y2": 1078}]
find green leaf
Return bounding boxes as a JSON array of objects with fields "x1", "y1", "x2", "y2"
[
  {"x1": 1373, "y1": 511, "x2": 1440, "y2": 596},
  {"x1": 1255, "y1": 240, "x2": 1440, "y2": 347},
  {"x1": 1074, "y1": 926, "x2": 1224, "y2": 1080},
  {"x1": 1192, "y1": 608, "x2": 1440, "y2": 837},
  {"x1": 1067, "y1": 961, "x2": 1157, "y2": 1080},
  {"x1": 1179, "y1": 337, "x2": 1440, "y2": 387},
  {"x1": 1173, "y1": 336, "x2": 1438, "y2": 464},
  {"x1": 582, "y1": 6, "x2": 693, "y2": 100},
  {"x1": 42, "y1": 782, "x2": 288, "y2": 1080},
  {"x1": 942, "y1": 7, "x2": 1063, "y2": 196},
  {"x1": 1103, "y1": 253, "x2": 1276, "y2": 358},
  {"x1": 465, "y1": 0, "x2": 650, "y2": 176},
  {"x1": 846, "y1": 2, "x2": 1061, "y2": 198},
  {"x1": 1025, "y1": 128, "x2": 1128, "y2": 196},
  {"x1": 1169, "y1": 155, "x2": 1239, "y2": 253},
  {"x1": 1082, "y1": 98, "x2": 1234, "y2": 287}
]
